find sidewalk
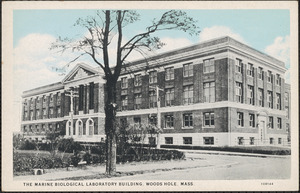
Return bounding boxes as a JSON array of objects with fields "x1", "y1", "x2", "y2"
[{"x1": 13, "y1": 157, "x2": 231, "y2": 181}]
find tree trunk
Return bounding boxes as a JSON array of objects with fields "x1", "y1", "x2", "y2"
[{"x1": 104, "y1": 79, "x2": 117, "y2": 175}]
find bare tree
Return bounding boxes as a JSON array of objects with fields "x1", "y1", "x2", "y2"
[{"x1": 51, "y1": 10, "x2": 199, "y2": 175}]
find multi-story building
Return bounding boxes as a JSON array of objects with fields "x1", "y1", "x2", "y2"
[{"x1": 20, "y1": 36, "x2": 291, "y2": 147}]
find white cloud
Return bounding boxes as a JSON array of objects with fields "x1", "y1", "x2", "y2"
[
  {"x1": 199, "y1": 26, "x2": 246, "y2": 43},
  {"x1": 264, "y1": 36, "x2": 290, "y2": 83}
]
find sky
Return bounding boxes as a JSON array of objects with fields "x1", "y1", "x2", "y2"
[{"x1": 12, "y1": 9, "x2": 291, "y2": 131}]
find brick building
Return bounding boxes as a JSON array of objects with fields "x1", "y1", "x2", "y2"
[{"x1": 20, "y1": 36, "x2": 291, "y2": 146}]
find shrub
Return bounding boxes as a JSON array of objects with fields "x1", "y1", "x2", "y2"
[
  {"x1": 83, "y1": 152, "x2": 92, "y2": 164},
  {"x1": 19, "y1": 140, "x2": 36, "y2": 150},
  {"x1": 69, "y1": 155, "x2": 81, "y2": 167}
]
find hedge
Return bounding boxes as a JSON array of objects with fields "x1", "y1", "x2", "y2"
[{"x1": 160, "y1": 145, "x2": 291, "y2": 155}]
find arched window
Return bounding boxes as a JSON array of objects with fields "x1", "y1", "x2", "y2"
[
  {"x1": 86, "y1": 118, "x2": 94, "y2": 136},
  {"x1": 66, "y1": 120, "x2": 71, "y2": 136},
  {"x1": 76, "y1": 119, "x2": 83, "y2": 136}
]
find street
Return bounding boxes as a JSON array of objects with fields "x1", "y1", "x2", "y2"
[
  {"x1": 14, "y1": 152, "x2": 290, "y2": 181},
  {"x1": 109, "y1": 153, "x2": 291, "y2": 180}
]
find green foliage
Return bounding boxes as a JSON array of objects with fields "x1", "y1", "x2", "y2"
[
  {"x1": 13, "y1": 152, "x2": 69, "y2": 174},
  {"x1": 82, "y1": 152, "x2": 92, "y2": 164},
  {"x1": 57, "y1": 138, "x2": 83, "y2": 154},
  {"x1": 19, "y1": 140, "x2": 36, "y2": 150},
  {"x1": 69, "y1": 154, "x2": 81, "y2": 167}
]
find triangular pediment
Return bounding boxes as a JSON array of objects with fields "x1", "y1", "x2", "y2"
[{"x1": 62, "y1": 63, "x2": 99, "y2": 83}]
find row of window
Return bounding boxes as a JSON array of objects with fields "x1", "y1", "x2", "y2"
[
  {"x1": 236, "y1": 59, "x2": 282, "y2": 86},
  {"x1": 121, "y1": 82, "x2": 215, "y2": 110},
  {"x1": 237, "y1": 112, "x2": 282, "y2": 129},
  {"x1": 24, "y1": 92, "x2": 61, "y2": 106},
  {"x1": 24, "y1": 106, "x2": 61, "y2": 121},
  {"x1": 235, "y1": 82, "x2": 283, "y2": 110},
  {"x1": 121, "y1": 60, "x2": 215, "y2": 88},
  {"x1": 164, "y1": 136, "x2": 283, "y2": 145},
  {"x1": 23, "y1": 123, "x2": 60, "y2": 133},
  {"x1": 65, "y1": 119, "x2": 97, "y2": 136}
]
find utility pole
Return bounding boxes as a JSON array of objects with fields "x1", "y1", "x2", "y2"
[
  {"x1": 149, "y1": 85, "x2": 163, "y2": 148},
  {"x1": 66, "y1": 89, "x2": 79, "y2": 137}
]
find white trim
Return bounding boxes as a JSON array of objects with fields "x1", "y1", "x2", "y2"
[
  {"x1": 21, "y1": 117, "x2": 65, "y2": 124},
  {"x1": 23, "y1": 89, "x2": 65, "y2": 100}
]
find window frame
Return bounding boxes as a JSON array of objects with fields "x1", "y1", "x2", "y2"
[
  {"x1": 236, "y1": 82, "x2": 243, "y2": 103},
  {"x1": 149, "y1": 70, "x2": 157, "y2": 84},
  {"x1": 121, "y1": 77, "x2": 128, "y2": 89},
  {"x1": 183, "y1": 113, "x2": 193, "y2": 128},
  {"x1": 236, "y1": 59, "x2": 242, "y2": 73},
  {"x1": 165, "y1": 88, "x2": 175, "y2": 106},
  {"x1": 237, "y1": 112, "x2": 244, "y2": 127},
  {"x1": 134, "y1": 74, "x2": 142, "y2": 87},
  {"x1": 203, "y1": 82, "x2": 215, "y2": 103},
  {"x1": 247, "y1": 85, "x2": 254, "y2": 105},
  {"x1": 165, "y1": 67, "x2": 174, "y2": 81},
  {"x1": 203, "y1": 58, "x2": 215, "y2": 74},
  {"x1": 203, "y1": 112, "x2": 215, "y2": 127},
  {"x1": 183, "y1": 137, "x2": 192, "y2": 145},
  {"x1": 183, "y1": 85, "x2": 194, "y2": 105},
  {"x1": 183, "y1": 63, "x2": 193, "y2": 77},
  {"x1": 164, "y1": 115, "x2": 174, "y2": 129},
  {"x1": 249, "y1": 113, "x2": 255, "y2": 128}
]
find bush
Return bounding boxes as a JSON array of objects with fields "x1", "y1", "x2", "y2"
[
  {"x1": 69, "y1": 154, "x2": 81, "y2": 167},
  {"x1": 19, "y1": 140, "x2": 36, "y2": 150},
  {"x1": 160, "y1": 145, "x2": 291, "y2": 155},
  {"x1": 83, "y1": 152, "x2": 92, "y2": 164},
  {"x1": 13, "y1": 152, "x2": 69, "y2": 174}
]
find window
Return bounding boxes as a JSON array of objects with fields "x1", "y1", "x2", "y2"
[
  {"x1": 134, "y1": 93, "x2": 142, "y2": 110},
  {"x1": 285, "y1": 107, "x2": 289, "y2": 118},
  {"x1": 165, "y1": 115, "x2": 174, "y2": 129},
  {"x1": 278, "y1": 138, "x2": 282, "y2": 144},
  {"x1": 258, "y1": 67, "x2": 264, "y2": 80},
  {"x1": 165, "y1": 67, "x2": 174, "y2": 80},
  {"x1": 183, "y1": 113, "x2": 193, "y2": 128},
  {"x1": 148, "y1": 137, "x2": 156, "y2": 146},
  {"x1": 267, "y1": 91, "x2": 273, "y2": 108},
  {"x1": 89, "y1": 83, "x2": 94, "y2": 109},
  {"x1": 203, "y1": 82, "x2": 215, "y2": 103},
  {"x1": 270, "y1": 138, "x2": 274, "y2": 144},
  {"x1": 268, "y1": 116, "x2": 274, "y2": 129},
  {"x1": 267, "y1": 71, "x2": 273, "y2": 83},
  {"x1": 276, "y1": 93, "x2": 281, "y2": 110},
  {"x1": 247, "y1": 63, "x2": 254, "y2": 77},
  {"x1": 183, "y1": 137, "x2": 192, "y2": 145},
  {"x1": 120, "y1": 118, "x2": 127, "y2": 127},
  {"x1": 49, "y1": 107, "x2": 53, "y2": 116},
  {"x1": 42, "y1": 124, "x2": 46, "y2": 132},
  {"x1": 165, "y1": 88, "x2": 174, "y2": 106},
  {"x1": 87, "y1": 119, "x2": 94, "y2": 135},
  {"x1": 250, "y1": 137, "x2": 255, "y2": 145},
  {"x1": 43, "y1": 108, "x2": 47, "y2": 119},
  {"x1": 149, "y1": 115, "x2": 157, "y2": 126},
  {"x1": 36, "y1": 97, "x2": 40, "y2": 104},
  {"x1": 236, "y1": 59, "x2": 242, "y2": 73},
  {"x1": 183, "y1": 85, "x2": 193, "y2": 105},
  {"x1": 134, "y1": 117, "x2": 141, "y2": 125},
  {"x1": 277, "y1": 118, "x2": 282, "y2": 129},
  {"x1": 203, "y1": 137, "x2": 214, "y2": 145},
  {"x1": 238, "y1": 137, "x2": 244, "y2": 145},
  {"x1": 134, "y1": 74, "x2": 142, "y2": 86},
  {"x1": 165, "y1": 137, "x2": 173, "y2": 144},
  {"x1": 286, "y1": 123, "x2": 290, "y2": 132},
  {"x1": 249, "y1": 114, "x2": 255, "y2": 127},
  {"x1": 247, "y1": 85, "x2": 254, "y2": 105},
  {"x1": 50, "y1": 94, "x2": 53, "y2": 102},
  {"x1": 49, "y1": 124, "x2": 53, "y2": 132},
  {"x1": 203, "y1": 112, "x2": 214, "y2": 127},
  {"x1": 236, "y1": 82, "x2": 243, "y2": 103},
  {"x1": 121, "y1": 95, "x2": 128, "y2": 110},
  {"x1": 121, "y1": 77, "x2": 127, "y2": 89},
  {"x1": 149, "y1": 90, "x2": 157, "y2": 108},
  {"x1": 77, "y1": 120, "x2": 83, "y2": 136},
  {"x1": 36, "y1": 110, "x2": 40, "y2": 119},
  {"x1": 30, "y1": 111, "x2": 34, "y2": 120},
  {"x1": 149, "y1": 71, "x2": 157, "y2": 83},
  {"x1": 57, "y1": 107, "x2": 61, "y2": 116},
  {"x1": 284, "y1": 92, "x2": 289, "y2": 104},
  {"x1": 79, "y1": 85, "x2": 84, "y2": 111},
  {"x1": 43, "y1": 96, "x2": 47, "y2": 103},
  {"x1": 29, "y1": 125, "x2": 33, "y2": 133},
  {"x1": 237, "y1": 112, "x2": 244, "y2": 127},
  {"x1": 183, "y1": 63, "x2": 193, "y2": 77},
  {"x1": 57, "y1": 92, "x2": 61, "y2": 101},
  {"x1": 276, "y1": 74, "x2": 281, "y2": 86},
  {"x1": 258, "y1": 88, "x2": 264, "y2": 107},
  {"x1": 203, "y1": 58, "x2": 215, "y2": 73}
]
